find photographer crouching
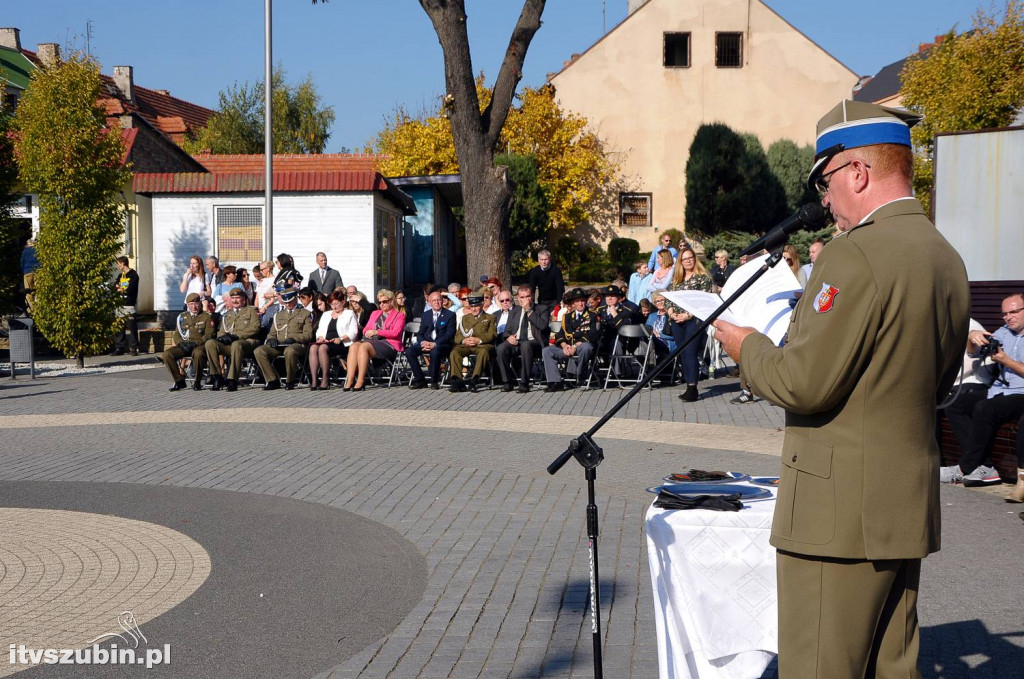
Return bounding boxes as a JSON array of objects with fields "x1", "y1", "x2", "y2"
[{"x1": 941, "y1": 292, "x2": 1024, "y2": 501}]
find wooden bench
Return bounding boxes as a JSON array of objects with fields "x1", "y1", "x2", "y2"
[{"x1": 937, "y1": 280, "x2": 1024, "y2": 481}]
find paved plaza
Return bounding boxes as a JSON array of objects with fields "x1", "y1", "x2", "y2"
[{"x1": 0, "y1": 357, "x2": 1021, "y2": 678}]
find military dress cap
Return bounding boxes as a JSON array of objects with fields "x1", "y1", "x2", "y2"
[
  {"x1": 807, "y1": 100, "x2": 922, "y2": 191},
  {"x1": 565, "y1": 287, "x2": 588, "y2": 302},
  {"x1": 228, "y1": 287, "x2": 245, "y2": 297},
  {"x1": 185, "y1": 293, "x2": 202, "y2": 303},
  {"x1": 466, "y1": 295, "x2": 485, "y2": 306},
  {"x1": 276, "y1": 282, "x2": 298, "y2": 301},
  {"x1": 600, "y1": 284, "x2": 623, "y2": 297}
]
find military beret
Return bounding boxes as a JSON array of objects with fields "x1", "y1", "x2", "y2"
[
  {"x1": 600, "y1": 284, "x2": 623, "y2": 297},
  {"x1": 466, "y1": 295, "x2": 484, "y2": 306},
  {"x1": 185, "y1": 293, "x2": 201, "y2": 303},
  {"x1": 564, "y1": 287, "x2": 588, "y2": 302},
  {"x1": 808, "y1": 100, "x2": 921, "y2": 191},
  {"x1": 228, "y1": 287, "x2": 245, "y2": 297}
]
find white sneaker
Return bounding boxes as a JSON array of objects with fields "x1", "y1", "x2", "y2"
[
  {"x1": 939, "y1": 465, "x2": 963, "y2": 484},
  {"x1": 962, "y1": 465, "x2": 1001, "y2": 487}
]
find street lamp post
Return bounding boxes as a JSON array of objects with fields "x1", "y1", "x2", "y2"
[{"x1": 264, "y1": 0, "x2": 273, "y2": 259}]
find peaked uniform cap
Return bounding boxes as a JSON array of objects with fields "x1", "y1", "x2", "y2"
[{"x1": 808, "y1": 100, "x2": 922, "y2": 191}]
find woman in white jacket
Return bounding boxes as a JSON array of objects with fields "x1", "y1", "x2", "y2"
[{"x1": 309, "y1": 290, "x2": 359, "y2": 390}]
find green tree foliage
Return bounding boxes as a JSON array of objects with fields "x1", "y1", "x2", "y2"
[
  {"x1": 684, "y1": 123, "x2": 786, "y2": 236},
  {"x1": 0, "y1": 106, "x2": 21, "y2": 315},
  {"x1": 184, "y1": 65, "x2": 336, "y2": 154},
  {"x1": 495, "y1": 153, "x2": 550, "y2": 275},
  {"x1": 766, "y1": 139, "x2": 817, "y2": 213},
  {"x1": 900, "y1": 1, "x2": 1024, "y2": 213},
  {"x1": 13, "y1": 54, "x2": 131, "y2": 366},
  {"x1": 607, "y1": 237, "x2": 640, "y2": 273}
]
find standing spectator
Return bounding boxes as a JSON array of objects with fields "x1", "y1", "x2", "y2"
[
  {"x1": 255, "y1": 260, "x2": 276, "y2": 313},
  {"x1": 205, "y1": 256, "x2": 222, "y2": 290},
  {"x1": 111, "y1": 256, "x2": 139, "y2": 356},
  {"x1": 236, "y1": 267, "x2": 256, "y2": 306},
  {"x1": 801, "y1": 239, "x2": 824, "y2": 281},
  {"x1": 527, "y1": 250, "x2": 565, "y2": 308},
  {"x1": 20, "y1": 239, "x2": 40, "y2": 313},
  {"x1": 394, "y1": 290, "x2": 408, "y2": 318},
  {"x1": 709, "y1": 250, "x2": 736, "y2": 292},
  {"x1": 179, "y1": 255, "x2": 208, "y2": 303},
  {"x1": 445, "y1": 282, "x2": 464, "y2": 310},
  {"x1": 649, "y1": 250, "x2": 674, "y2": 293},
  {"x1": 667, "y1": 248, "x2": 712, "y2": 402},
  {"x1": 783, "y1": 244, "x2": 806, "y2": 288},
  {"x1": 409, "y1": 283, "x2": 436, "y2": 320},
  {"x1": 273, "y1": 253, "x2": 303, "y2": 287},
  {"x1": 308, "y1": 251, "x2": 343, "y2": 294},
  {"x1": 627, "y1": 261, "x2": 653, "y2": 306},
  {"x1": 647, "y1": 233, "x2": 678, "y2": 271},
  {"x1": 211, "y1": 266, "x2": 243, "y2": 312}
]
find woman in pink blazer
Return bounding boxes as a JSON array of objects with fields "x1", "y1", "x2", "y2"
[{"x1": 343, "y1": 288, "x2": 406, "y2": 391}]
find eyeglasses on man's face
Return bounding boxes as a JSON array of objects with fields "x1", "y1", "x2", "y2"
[{"x1": 1003, "y1": 307, "x2": 1024, "y2": 318}]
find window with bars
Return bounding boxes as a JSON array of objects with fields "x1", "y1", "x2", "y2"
[
  {"x1": 664, "y1": 33, "x2": 691, "y2": 68},
  {"x1": 215, "y1": 206, "x2": 263, "y2": 263},
  {"x1": 716, "y1": 32, "x2": 743, "y2": 67},
  {"x1": 619, "y1": 193, "x2": 652, "y2": 227}
]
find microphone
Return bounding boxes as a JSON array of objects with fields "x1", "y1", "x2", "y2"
[{"x1": 738, "y1": 203, "x2": 827, "y2": 258}]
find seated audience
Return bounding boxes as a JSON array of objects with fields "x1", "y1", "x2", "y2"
[
  {"x1": 161, "y1": 293, "x2": 216, "y2": 391},
  {"x1": 494, "y1": 288, "x2": 549, "y2": 393},
  {"x1": 543, "y1": 288, "x2": 600, "y2": 392},
  {"x1": 449, "y1": 294, "x2": 496, "y2": 393},
  {"x1": 407, "y1": 290, "x2": 456, "y2": 390},
  {"x1": 628, "y1": 261, "x2": 653, "y2": 306},
  {"x1": 204, "y1": 287, "x2": 261, "y2": 392},
  {"x1": 344, "y1": 289, "x2": 406, "y2": 391},
  {"x1": 254, "y1": 283, "x2": 313, "y2": 390},
  {"x1": 309, "y1": 290, "x2": 359, "y2": 391}
]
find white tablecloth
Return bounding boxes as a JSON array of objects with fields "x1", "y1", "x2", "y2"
[{"x1": 646, "y1": 487, "x2": 778, "y2": 679}]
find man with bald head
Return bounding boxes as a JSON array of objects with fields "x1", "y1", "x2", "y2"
[{"x1": 714, "y1": 101, "x2": 970, "y2": 679}]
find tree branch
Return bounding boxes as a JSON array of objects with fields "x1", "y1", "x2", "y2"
[{"x1": 484, "y1": 0, "x2": 545, "y2": 150}]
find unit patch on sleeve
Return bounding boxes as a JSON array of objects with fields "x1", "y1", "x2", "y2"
[{"x1": 813, "y1": 283, "x2": 840, "y2": 313}]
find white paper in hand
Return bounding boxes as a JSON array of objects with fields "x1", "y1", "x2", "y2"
[{"x1": 662, "y1": 255, "x2": 801, "y2": 346}]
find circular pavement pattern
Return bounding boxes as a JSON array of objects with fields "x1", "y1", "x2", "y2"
[{"x1": 0, "y1": 509, "x2": 210, "y2": 677}]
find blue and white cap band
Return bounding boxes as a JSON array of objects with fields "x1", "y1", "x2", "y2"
[{"x1": 815, "y1": 117, "x2": 912, "y2": 156}]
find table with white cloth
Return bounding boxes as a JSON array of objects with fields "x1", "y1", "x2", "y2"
[{"x1": 646, "y1": 486, "x2": 778, "y2": 679}]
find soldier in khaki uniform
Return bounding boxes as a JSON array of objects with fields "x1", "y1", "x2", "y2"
[
  {"x1": 254, "y1": 283, "x2": 312, "y2": 390},
  {"x1": 204, "y1": 287, "x2": 261, "y2": 391},
  {"x1": 449, "y1": 294, "x2": 496, "y2": 392},
  {"x1": 715, "y1": 101, "x2": 970, "y2": 679},
  {"x1": 161, "y1": 292, "x2": 216, "y2": 391}
]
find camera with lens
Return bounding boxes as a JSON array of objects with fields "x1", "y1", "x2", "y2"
[{"x1": 977, "y1": 337, "x2": 1002, "y2": 359}]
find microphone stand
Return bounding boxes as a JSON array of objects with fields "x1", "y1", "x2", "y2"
[{"x1": 546, "y1": 248, "x2": 791, "y2": 679}]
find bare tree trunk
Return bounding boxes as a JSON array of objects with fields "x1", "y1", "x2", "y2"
[{"x1": 419, "y1": 0, "x2": 546, "y2": 285}]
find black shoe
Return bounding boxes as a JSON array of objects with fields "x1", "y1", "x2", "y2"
[
  {"x1": 263, "y1": 379, "x2": 281, "y2": 391},
  {"x1": 168, "y1": 380, "x2": 187, "y2": 392},
  {"x1": 131, "y1": 349, "x2": 139, "y2": 356},
  {"x1": 409, "y1": 380, "x2": 427, "y2": 390},
  {"x1": 516, "y1": 383, "x2": 531, "y2": 394},
  {"x1": 309, "y1": 384, "x2": 318, "y2": 391},
  {"x1": 225, "y1": 379, "x2": 238, "y2": 392},
  {"x1": 284, "y1": 382, "x2": 296, "y2": 391},
  {"x1": 679, "y1": 384, "x2": 699, "y2": 402},
  {"x1": 211, "y1": 375, "x2": 224, "y2": 391},
  {"x1": 429, "y1": 381, "x2": 440, "y2": 390},
  {"x1": 467, "y1": 377, "x2": 479, "y2": 393},
  {"x1": 544, "y1": 382, "x2": 563, "y2": 393},
  {"x1": 192, "y1": 379, "x2": 204, "y2": 391},
  {"x1": 501, "y1": 382, "x2": 515, "y2": 392},
  {"x1": 342, "y1": 385, "x2": 352, "y2": 392},
  {"x1": 352, "y1": 384, "x2": 365, "y2": 392},
  {"x1": 448, "y1": 378, "x2": 465, "y2": 393}
]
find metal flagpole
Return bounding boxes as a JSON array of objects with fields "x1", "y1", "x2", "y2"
[{"x1": 264, "y1": 0, "x2": 273, "y2": 259}]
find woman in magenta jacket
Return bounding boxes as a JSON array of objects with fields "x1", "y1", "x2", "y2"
[{"x1": 343, "y1": 288, "x2": 406, "y2": 391}]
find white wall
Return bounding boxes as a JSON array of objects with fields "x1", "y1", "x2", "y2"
[
  {"x1": 934, "y1": 128, "x2": 1024, "y2": 282},
  {"x1": 150, "y1": 192, "x2": 376, "y2": 311}
]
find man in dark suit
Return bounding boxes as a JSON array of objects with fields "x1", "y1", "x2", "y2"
[
  {"x1": 308, "y1": 252, "x2": 344, "y2": 294},
  {"x1": 494, "y1": 288, "x2": 550, "y2": 393},
  {"x1": 406, "y1": 290, "x2": 456, "y2": 390}
]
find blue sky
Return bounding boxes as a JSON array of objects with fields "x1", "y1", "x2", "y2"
[{"x1": 8, "y1": 0, "x2": 980, "y2": 152}]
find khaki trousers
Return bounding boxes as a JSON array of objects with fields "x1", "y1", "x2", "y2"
[
  {"x1": 254, "y1": 343, "x2": 307, "y2": 383},
  {"x1": 777, "y1": 550, "x2": 922, "y2": 679},
  {"x1": 160, "y1": 345, "x2": 207, "y2": 382},
  {"x1": 204, "y1": 339, "x2": 258, "y2": 379},
  {"x1": 449, "y1": 345, "x2": 492, "y2": 379}
]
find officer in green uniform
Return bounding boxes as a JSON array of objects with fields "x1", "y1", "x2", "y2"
[
  {"x1": 204, "y1": 287, "x2": 261, "y2": 391},
  {"x1": 161, "y1": 292, "x2": 216, "y2": 391},
  {"x1": 714, "y1": 100, "x2": 970, "y2": 679},
  {"x1": 254, "y1": 283, "x2": 312, "y2": 390},
  {"x1": 449, "y1": 294, "x2": 496, "y2": 392}
]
